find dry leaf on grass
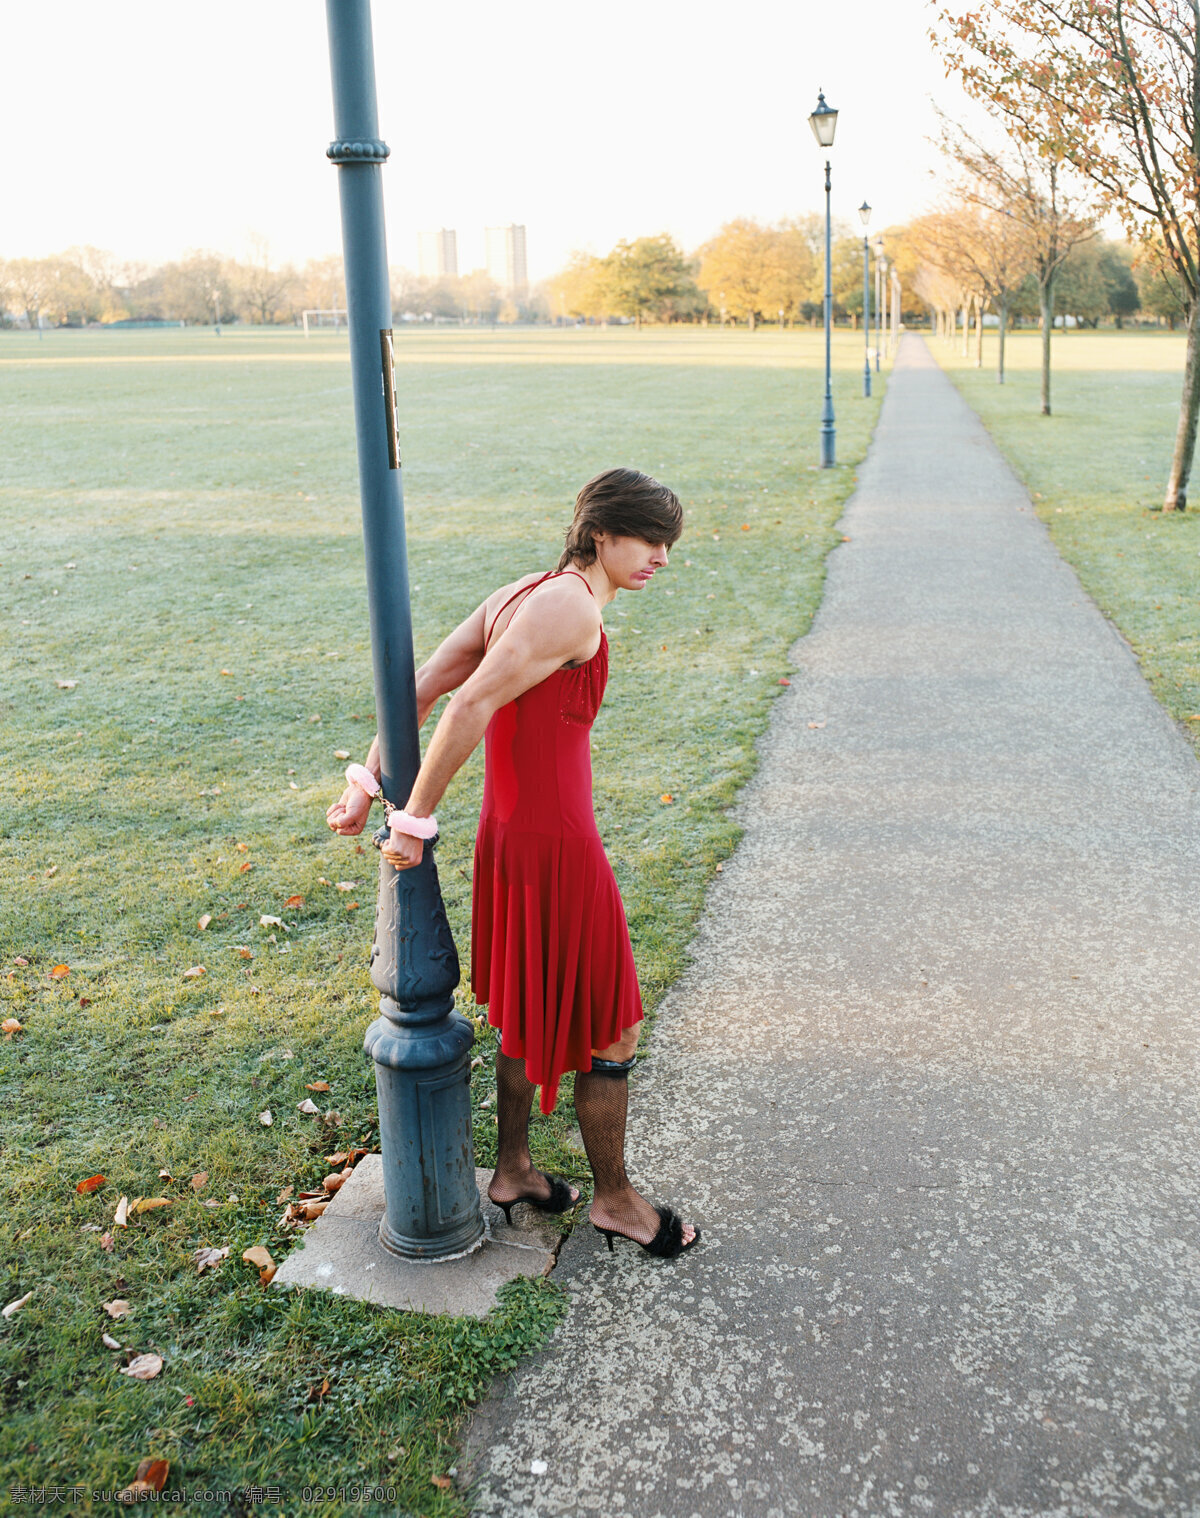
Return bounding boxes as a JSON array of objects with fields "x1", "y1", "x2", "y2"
[
  {"x1": 50, "y1": 964, "x2": 70, "y2": 980},
  {"x1": 113, "y1": 1197, "x2": 130, "y2": 1228},
  {"x1": 431, "y1": 1475, "x2": 453, "y2": 1491},
  {"x1": 808, "y1": 721, "x2": 826, "y2": 730},
  {"x1": 276, "y1": 1185, "x2": 294, "y2": 1203},
  {"x1": 182, "y1": 966, "x2": 205, "y2": 979},
  {"x1": 236, "y1": 947, "x2": 253, "y2": 959},
  {"x1": 99, "y1": 1232, "x2": 115, "y2": 1252},
  {"x1": 104, "y1": 1299, "x2": 131, "y2": 1319},
  {"x1": 190, "y1": 1172, "x2": 208, "y2": 1192},
  {"x1": 130, "y1": 1198, "x2": 171, "y2": 1215},
  {"x1": 121, "y1": 1353, "x2": 163, "y2": 1381},
  {"x1": 335, "y1": 881, "x2": 358, "y2": 892},
  {"x1": 239, "y1": 862, "x2": 253, "y2": 874},
  {"x1": 285, "y1": 894, "x2": 305, "y2": 909},
  {"x1": 242, "y1": 1245, "x2": 277, "y2": 1285},
  {"x1": 102, "y1": 1331, "x2": 122, "y2": 1349},
  {"x1": 56, "y1": 679, "x2": 78, "y2": 690},
  {"x1": 334, "y1": 749, "x2": 351, "y2": 760},
  {"x1": 296, "y1": 1098, "x2": 320, "y2": 1116},
  {"x1": 260, "y1": 915, "x2": 286, "y2": 930},
  {"x1": 120, "y1": 1459, "x2": 170, "y2": 1500},
  {"x1": 306, "y1": 1080, "x2": 330, "y2": 1092},
  {"x1": 76, "y1": 1174, "x2": 106, "y2": 1195},
  {"x1": 194, "y1": 1246, "x2": 229, "y2": 1274},
  {"x1": 3, "y1": 1018, "x2": 24, "y2": 1038},
  {"x1": 259, "y1": 1109, "x2": 273, "y2": 1126},
  {"x1": 45, "y1": 865, "x2": 58, "y2": 878},
  {"x1": 307, "y1": 1377, "x2": 331, "y2": 1403},
  {"x1": 2, "y1": 1292, "x2": 32, "y2": 1319},
  {"x1": 197, "y1": 914, "x2": 212, "y2": 932}
]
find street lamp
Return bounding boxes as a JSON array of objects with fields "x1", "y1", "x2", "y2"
[
  {"x1": 873, "y1": 237, "x2": 884, "y2": 370},
  {"x1": 809, "y1": 90, "x2": 838, "y2": 467},
  {"x1": 858, "y1": 202, "x2": 871, "y2": 398},
  {"x1": 324, "y1": 0, "x2": 484, "y2": 1261},
  {"x1": 210, "y1": 286, "x2": 222, "y2": 338}
]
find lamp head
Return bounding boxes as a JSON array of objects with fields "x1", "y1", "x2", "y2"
[
  {"x1": 808, "y1": 91, "x2": 838, "y2": 149},
  {"x1": 858, "y1": 202, "x2": 872, "y2": 227},
  {"x1": 874, "y1": 236, "x2": 885, "y2": 254}
]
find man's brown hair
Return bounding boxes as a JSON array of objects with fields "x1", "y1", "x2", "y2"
[{"x1": 557, "y1": 468, "x2": 683, "y2": 571}]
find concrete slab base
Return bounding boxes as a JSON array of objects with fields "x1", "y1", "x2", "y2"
[{"x1": 271, "y1": 1158, "x2": 562, "y2": 1317}]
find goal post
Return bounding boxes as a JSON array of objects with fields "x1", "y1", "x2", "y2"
[{"x1": 301, "y1": 308, "x2": 348, "y2": 336}]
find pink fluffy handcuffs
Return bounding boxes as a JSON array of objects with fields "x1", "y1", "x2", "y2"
[{"x1": 345, "y1": 763, "x2": 438, "y2": 842}]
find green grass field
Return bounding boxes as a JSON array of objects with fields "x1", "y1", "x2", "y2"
[
  {"x1": 935, "y1": 328, "x2": 1200, "y2": 747},
  {"x1": 0, "y1": 325, "x2": 884, "y2": 1515}
]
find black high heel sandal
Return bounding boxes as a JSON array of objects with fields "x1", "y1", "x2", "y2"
[
  {"x1": 490, "y1": 1171, "x2": 580, "y2": 1226},
  {"x1": 593, "y1": 1204, "x2": 700, "y2": 1259}
]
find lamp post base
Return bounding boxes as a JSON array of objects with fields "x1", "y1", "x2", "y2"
[{"x1": 820, "y1": 424, "x2": 836, "y2": 469}]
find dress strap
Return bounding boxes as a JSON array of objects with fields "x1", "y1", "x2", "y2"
[{"x1": 483, "y1": 570, "x2": 594, "y2": 650}]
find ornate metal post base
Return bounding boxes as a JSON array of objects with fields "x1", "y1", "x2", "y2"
[{"x1": 364, "y1": 844, "x2": 484, "y2": 1261}]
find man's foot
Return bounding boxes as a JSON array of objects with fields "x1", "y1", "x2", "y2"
[
  {"x1": 487, "y1": 1165, "x2": 580, "y2": 1218},
  {"x1": 590, "y1": 1186, "x2": 696, "y2": 1248}
]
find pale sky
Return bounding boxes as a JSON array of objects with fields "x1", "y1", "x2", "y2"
[{"x1": 4, "y1": 1, "x2": 986, "y2": 281}]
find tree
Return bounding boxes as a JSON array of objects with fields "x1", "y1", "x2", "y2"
[
  {"x1": 912, "y1": 201, "x2": 1036, "y2": 379},
  {"x1": 935, "y1": 1, "x2": 1200, "y2": 506},
  {"x1": 1135, "y1": 243, "x2": 1190, "y2": 326},
  {"x1": 3, "y1": 258, "x2": 57, "y2": 329},
  {"x1": 236, "y1": 236, "x2": 295, "y2": 324},
  {"x1": 550, "y1": 252, "x2": 608, "y2": 321},
  {"x1": 157, "y1": 253, "x2": 235, "y2": 325},
  {"x1": 599, "y1": 235, "x2": 694, "y2": 328},
  {"x1": 696, "y1": 219, "x2": 777, "y2": 330},
  {"x1": 936, "y1": 112, "x2": 1096, "y2": 411},
  {"x1": 758, "y1": 218, "x2": 822, "y2": 324}
]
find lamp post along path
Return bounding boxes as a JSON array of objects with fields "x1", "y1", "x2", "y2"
[
  {"x1": 874, "y1": 238, "x2": 884, "y2": 372},
  {"x1": 858, "y1": 202, "x2": 872, "y2": 399},
  {"x1": 324, "y1": 0, "x2": 484, "y2": 1262},
  {"x1": 809, "y1": 91, "x2": 838, "y2": 468}
]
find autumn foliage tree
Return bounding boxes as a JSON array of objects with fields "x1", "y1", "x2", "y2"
[{"x1": 935, "y1": 0, "x2": 1200, "y2": 507}]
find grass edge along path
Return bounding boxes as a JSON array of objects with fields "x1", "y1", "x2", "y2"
[
  {"x1": 933, "y1": 330, "x2": 1200, "y2": 757},
  {"x1": 0, "y1": 327, "x2": 885, "y2": 1516}
]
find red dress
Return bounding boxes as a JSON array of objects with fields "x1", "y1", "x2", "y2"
[{"x1": 471, "y1": 571, "x2": 644, "y2": 1114}]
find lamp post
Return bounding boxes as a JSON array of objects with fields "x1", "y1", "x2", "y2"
[
  {"x1": 873, "y1": 238, "x2": 884, "y2": 371},
  {"x1": 809, "y1": 90, "x2": 838, "y2": 467},
  {"x1": 324, "y1": 0, "x2": 484, "y2": 1262},
  {"x1": 210, "y1": 286, "x2": 222, "y2": 337},
  {"x1": 858, "y1": 201, "x2": 871, "y2": 398}
]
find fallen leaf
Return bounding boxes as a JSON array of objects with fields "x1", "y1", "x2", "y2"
[
  {"x1": 249, "y1": 985, "x2": 261, "y2": 995},
  {"x1": 741, "y1": 523, "x2": 750, "y2": 531},
  {"x1": 431, "y1": 1475, "x2": 453, "y2": 1491},
  {"x1": 334, "y1": 749, "x2": 351, "y2": 760},
  {"x1": 190, "y1": 1172, "x2": 208, "y2": 1192},
  {"x1": 113, "y1": 1197, "x2": 130, "y2": 1228},
  {"x1": 285, "y1": 894, "x2": 305, "y2": 909},
  {"x1": 242, "y1": 1245, "x2": 277, "y2": 1283},
  {"x1": 306, "y1": 1080, "x2": 331, "y2": 1092},
  {"x1": 259, "y1": 914, "x2": 285, "y2": 929},
  {"x1": 79, "y1": 997, "x2": 91, "y2": 1008},
  {"x1": 345, "y1": 901, "x2": 359, "y2": 911},
  {"x1": 102, "y1": 1331, "x2": 121, "y2": 1349},
  {"x1": 778, "y1": 678, "x2": 791, "y2": 686},
  {"x1": 300, "y1": 1199, "x2": 328, "y2": 1220},
  {"x1": 841, "y1": 535, "x2": 852, "y2": 542},
  {"x1": 239, "y1": 861, "x2": 254, "y2": 873},
  {"x1": 45, "y1": 865, "x2": 58, "y2": 878},
  {"x1": 335, "y1": 881, "x2": 359, "y2": 893},
  {"x1": 318, "y1": 877, "x2": 331, "y2": 886},
  {"x1": 182, "y1": 965, "x2": 205, "y2": 979},
  {"x1": 659, "y1": 793, "x2": 674, "y2": 804},
  {"x1": 2, "y1": 1291, "x2": 32, "y2": 1319},
  {"x1": 209, "y1": 1006, "x2": 224, "y2": 1018},
  {"x1": 50, "y1": 964, "x2": 70, "y2": 980},
  {"x1": 715, "y1": 863, "x2": 724, "y2": 873},
  {"x1": 99, "y1": 1232, "x2": 115, "y2": 1252},
  {"x1": 296, "y1": 1098, "x2": 320, "y2": 1116},
  {"x1": 808, "y1": 721, "x2": 826, "y2": 730},
  {"x1": 194, "y1": 1245, "x2": 229, "y2": 1274},
  {"x1": 259, "y1": 1109, "x2": 273, "y2": 1126},
  {"x1": 236, "y1": 842, "x2": 249, "y2": 853},
  {"x1": 1187, "y1": 714, "x2": 1200, "y2": 722},
  {"x1": 323, "y1": 1171, "x2": 348, "y2": 1193},
  {"x1": 121, "y1": 1353, "x2": 163, "y2": 1381},
  {"x1": 220, "y1": 669, "x2": 233, "y2": 676},
  {"x1": 3, "y1": 1018, "x2": 24, "y2": 1038},
  {"x1": 197, "y1": 914, "x2": 212, "y2": 932},
  {"x1": 276, "y1": 1185, "x2": 294, "y2": 1203},
  {"x1": 120, "y1": 1459, "x2": 170, "y2": 1500},
  {"x1": 236, "y1": 947, "x2": 253, "y2": 959},
  {"x1": 76, "y1": 1174, "x2": 106, "y2": 1195},
  {"x1": 104, "y1": 1298, "x2": 131, "y2": 1319},
  {"x1": 55, "y1": 679, "x2": 78, "y2": 690},
  {"x1": 130, "y1": 1197, "x2": 172, "y2": 1215},
  {"x1": 13, "y1": 956, "x2": 29, "y2": 966},
  {"x1": 307, "y1": 1377, "x2": 331, "y2": 1403}
]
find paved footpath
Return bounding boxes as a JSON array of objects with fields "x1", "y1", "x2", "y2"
[{"x1": 464, "y1": 336, "x2": 1200, "y2": 1517}]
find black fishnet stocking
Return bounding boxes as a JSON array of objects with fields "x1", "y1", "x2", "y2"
[
  {"x1": 488, "y1": 1052, "x2": 567, "y2": 1207},
  {"x1": 574, "y1": 1069, "x2": 669, "y2": 1246}
]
